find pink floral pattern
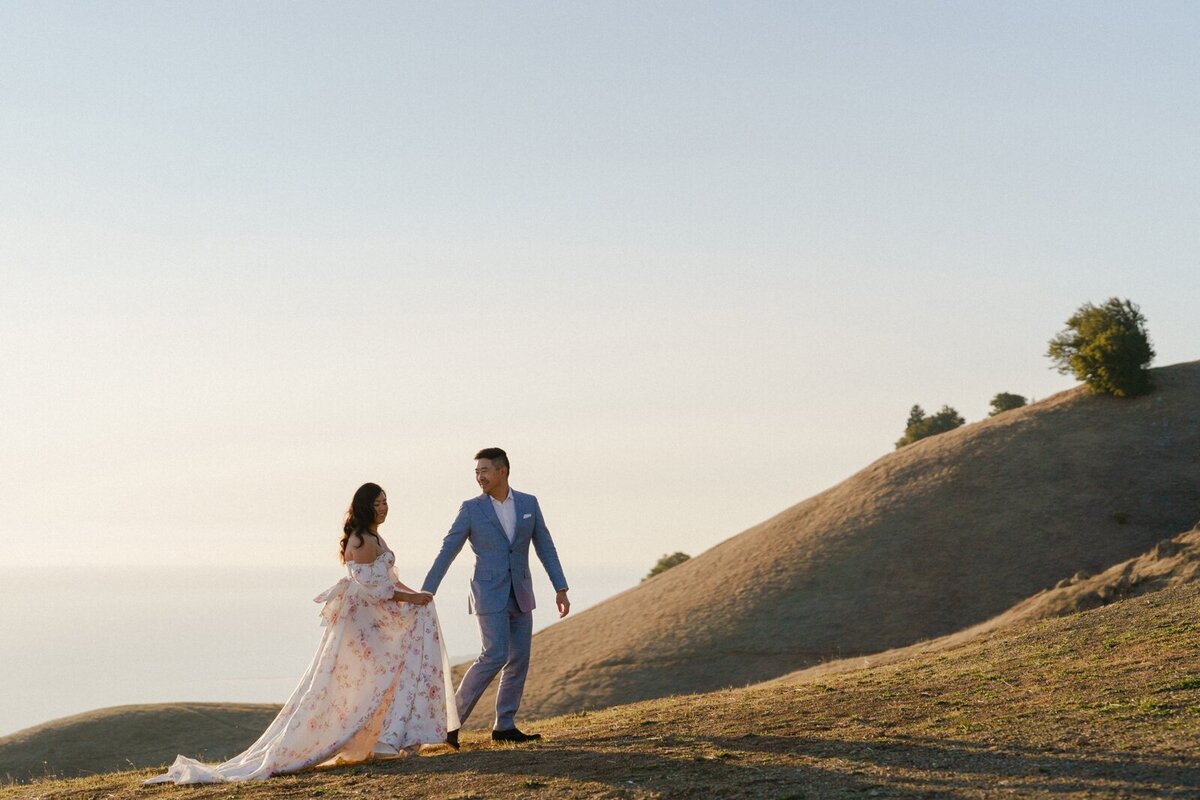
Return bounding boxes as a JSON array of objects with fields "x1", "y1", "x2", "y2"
[{"x1": 144, "y1": 550, "x2": 459, "y2": 784}]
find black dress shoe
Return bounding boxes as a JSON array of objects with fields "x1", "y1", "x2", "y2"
[
  {"x1": 491, "y1": 727, "x2": 542, "y2": 743},
  {"x1": 445, "y1": 728, "x2": 460, "y2": 750}
]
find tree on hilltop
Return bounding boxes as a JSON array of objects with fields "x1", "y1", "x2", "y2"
[
  {"x1": 988, "y1": 392, "x2": 1027, "y2": 416},
  {"x1": 1047, "y1": 298, "x2": 1154, "y2": 397},
  {"x1": 644, "y1": 552, "x2": 690, "y2": 581},
  {"x1": 895, "y1": 404, "x2": 965, "y2": 449}
]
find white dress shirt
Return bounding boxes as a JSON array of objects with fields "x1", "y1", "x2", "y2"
[{"x1": 490, "y1": 488, "x2": 517, "y2": 543}]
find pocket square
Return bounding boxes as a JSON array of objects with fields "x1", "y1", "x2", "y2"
[{"x1": 523, "y1": 513, "x2": 532, "y2": 519}]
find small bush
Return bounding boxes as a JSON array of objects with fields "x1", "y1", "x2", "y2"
[
  {"x1": 988, "y1": 392, "x2": 1027, "y2": 416},
  {"x1": 1046, "y1": 298, "x2": 1155, "y2": 397},
  {"x1": 644, "y1": 552, "x2": 690, "y2": 580},
  {"x1": 895, "y1": 404, "x2": 965, "y2": 449}
]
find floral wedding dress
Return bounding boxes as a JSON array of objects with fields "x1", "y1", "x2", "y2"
[{"x1": 144, "y1": 548, "x2": 459, "y2": 784}]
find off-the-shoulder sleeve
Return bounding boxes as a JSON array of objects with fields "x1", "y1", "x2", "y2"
[{"x1": 346, "y1": 558, "x2": 396, "y2": 601}]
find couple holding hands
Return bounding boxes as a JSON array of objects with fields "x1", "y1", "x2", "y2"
[{"x1": 147, "y1": 447, "x2": 569, "y2": 785}]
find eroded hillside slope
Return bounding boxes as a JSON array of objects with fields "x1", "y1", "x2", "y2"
[{"x1": 484, "y1": 361, "x2": 1200, "y2": 724}]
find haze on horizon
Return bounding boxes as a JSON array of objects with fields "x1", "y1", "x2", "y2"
[{"x1": 2, "y1": 2, "x2": 1196, "y2": 576}]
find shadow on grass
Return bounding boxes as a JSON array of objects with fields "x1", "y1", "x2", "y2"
[
  {"x1": 723, "y1": 733, "x2": 1199, "y2": 796},
  {"x1": 336, "y1": 732, "x2": 1200, "y2": 799},
  {"x1": 355, "y1": 741, "x2": 877, "y2": 799}
]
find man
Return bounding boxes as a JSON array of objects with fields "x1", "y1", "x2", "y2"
[{"x1": 422, "y1": 447, "x2": 570, "y2": 746}]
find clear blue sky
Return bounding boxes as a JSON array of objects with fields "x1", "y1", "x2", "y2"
[{"x1": 2, "y1": 2, "x2": 1196, "y2": 571}]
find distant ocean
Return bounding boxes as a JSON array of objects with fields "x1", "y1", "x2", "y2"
[{"x1": 0, "y1": 563, "x2": 639, "y2": 737}]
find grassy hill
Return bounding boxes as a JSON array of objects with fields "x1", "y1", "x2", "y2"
[
  {"x1": 461, "y1": 360, "x2": 1200, "y2": 725},
  {"x1": 766, "y1": 522, "x2": 1200, "y2": 685},
  {"x1": 0, "y1": 703, "x2": 279, "y2": 785},
  {"x1": 6, "y1": 361, "x2": 1198, "y2": 792},
  {"x1": 5, "y1": 580, "x2": 1199, "y2": 798}
]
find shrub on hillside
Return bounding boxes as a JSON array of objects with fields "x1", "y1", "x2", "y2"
[
  {"x1": 989, "y1": 392, "x2": 1027, "y2": 416},
  {"x1": 644, "y1": 552, "x2": 690, "y2": 581},
  {"x1": 895, "y1": 404, "x2": 965, "y2": 449},
  {"x1": 1046, "y1": 298, "x2": 1155, "y2": 397}
]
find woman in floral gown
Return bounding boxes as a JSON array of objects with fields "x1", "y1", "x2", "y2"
[{"x1": 145, "y1": 483, "x2": 459, "y2": 785}]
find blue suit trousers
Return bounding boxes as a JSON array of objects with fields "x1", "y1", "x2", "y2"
[{"x1": 455, "y1": 588, "x2": 533, "y2": 731}]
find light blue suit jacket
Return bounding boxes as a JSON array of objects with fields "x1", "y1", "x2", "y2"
[{"x1": 422, "y1": 489, "x2": 568, "y2": 615}]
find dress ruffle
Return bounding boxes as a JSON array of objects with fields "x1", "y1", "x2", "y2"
[{"x1": 314, "y1": 578, "x2": 349, "y2": 627}]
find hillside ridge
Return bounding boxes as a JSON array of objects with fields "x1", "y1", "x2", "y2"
[
  {"x1": 461, "y1": 360, "x2": 1200, "y2": 725},
  {"x1": 6, "y1": 580, "x2": 1200, "y2": 798},
  {"x1": 768, "y1": 522, "x2": 1200, "y2": 685},
  {"x1": 0, "y1": 704, "x2": 279, "y2": 785}
]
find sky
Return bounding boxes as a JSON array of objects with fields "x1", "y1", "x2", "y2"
[{"x1": 2, "y1": 1, "x2": 1197, "y2": 577}]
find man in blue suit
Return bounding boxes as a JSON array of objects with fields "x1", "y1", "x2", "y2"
[{"x1": 422, "y1": 447, "x2": 570, "y2": 746}]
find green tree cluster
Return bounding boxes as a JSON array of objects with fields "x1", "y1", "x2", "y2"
[
  {"x1": 644, "y1": 552, "x2": 690, "y2": 581},
  {"x1": 891, "y1": 297, "x2": 1153, "y2": 451},
  {"x1": 988, "y1": 392, "x2": 1027, "y2": 416},
  {"x1": 1047, "y1": 298, "x2": 1155, "y2": 397},
  {"x1": 895, "y1": 404, "x2": 965, "y2": 449}
]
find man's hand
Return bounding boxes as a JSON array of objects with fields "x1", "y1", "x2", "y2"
[
  {"x1": 556, "y1": 589, "x2": 570, "y2": 618},
  {"x1": 396, "y1": 590, "x2": 434, "y2": 605}
]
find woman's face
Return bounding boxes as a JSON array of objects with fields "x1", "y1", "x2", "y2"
[{"x1": 373, "y1": 491, "x2": 389, "y2": 525}]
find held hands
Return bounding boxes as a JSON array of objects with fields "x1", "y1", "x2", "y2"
[
  {"x1": 396, "y1": 590, "x2": 434, "y2": 606},
  {"x1": 556, "y1": 589, "x2": 570, "y2": 618}
]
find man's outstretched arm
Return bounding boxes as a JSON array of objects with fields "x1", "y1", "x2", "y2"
[{"x1": 422, "y1": 502, "x2": 471, "y2": 594}]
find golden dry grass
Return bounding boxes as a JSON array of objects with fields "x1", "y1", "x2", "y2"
[
  {"x1": 7, "y1": 361, "x2": 1198, "y2": 794},
  {"x1": 473, "y1": 360, "x2": 1200, "y2": 726},
  {"x1": 0, "y1": 704, "x2": 280, "y2": 785},
  {"x1": 767, "y1": 523, "x2": 1200, "y2": 685},
  {"x1": 5, "y1": 581, "x2": 1199, "y2": 799}
]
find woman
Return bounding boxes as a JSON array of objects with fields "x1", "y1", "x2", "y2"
[{"x1": 145, "y1": 483, "x2": 459, "y2": 784}]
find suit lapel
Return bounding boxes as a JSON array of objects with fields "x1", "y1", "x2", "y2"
[
  {"x1": 479, "y1": 493, "x2": 508, "y2": 543},
  {"x1": 512, "y1": 492, "x2": 533, "y2": 543}
]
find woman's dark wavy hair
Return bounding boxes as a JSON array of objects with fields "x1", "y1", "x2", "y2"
[{"x1": 339, "y1": 482, "x2": 383, "y2": 562}]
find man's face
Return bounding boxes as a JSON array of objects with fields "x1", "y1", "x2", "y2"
[{"x1": 475, "y1": 458, "x2": 508, "y2": 496}]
